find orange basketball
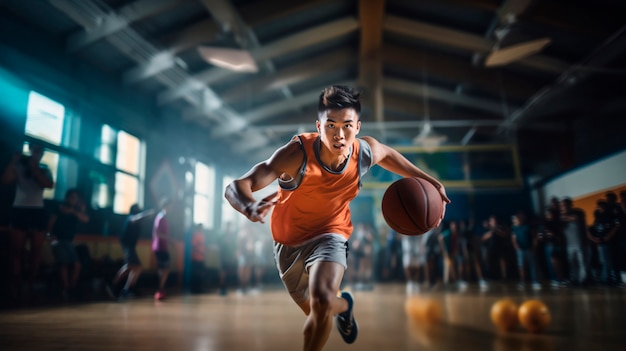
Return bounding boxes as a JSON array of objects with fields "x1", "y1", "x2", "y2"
[
  {"x1": 518, "y1": 300, "x2": 551, "y2": 333},
  {"x1": 381, "y1": 177, "x2": 444, "y2": 236},
  {"x1": 405, "y1": 297, "x2": 443, "y2": 324},
  {"x1": 490, "y1": 299, "x2": 519, "y2": 332}
]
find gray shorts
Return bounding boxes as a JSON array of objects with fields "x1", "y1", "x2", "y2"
[{"x1": 274, "y1": 234, "x2": 348, "y2": 305}]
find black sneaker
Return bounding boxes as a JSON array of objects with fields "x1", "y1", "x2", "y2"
[{"x1": 336, "y1": 291, "x2": 358, "y2": 344}]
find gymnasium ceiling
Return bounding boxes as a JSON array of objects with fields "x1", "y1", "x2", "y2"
[{"x1": 2, "y1": 0, "x2": 625, "y2": 172}]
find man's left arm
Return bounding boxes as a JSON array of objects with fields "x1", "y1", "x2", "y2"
[{"x1": 362, "y1": 136, "x2": 450, "y2": 203}]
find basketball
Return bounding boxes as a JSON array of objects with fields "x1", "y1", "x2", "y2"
[
  {"x1": 381, "y1": 177, "x2": 445, "y2": 235},
  {"x1": 518, "y1": 300, "x2": 551, "y2": 333},
  {"x1": 405, "y1": 297, "x2": 443, "y2": 324},
  {"x1": 490, "y1": 299, "x2": 519, "y2": 332}
]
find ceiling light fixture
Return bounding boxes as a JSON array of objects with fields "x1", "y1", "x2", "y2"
[{"x1": 197, "y1": 46, "x2": 258, "y2": 73}]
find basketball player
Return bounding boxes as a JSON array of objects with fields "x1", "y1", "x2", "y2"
[
  {"x1": 152, "y1": 198, "x2": 172, "y2": 300},
  {"x1": 107, "y1": 204, "x2": 155, "y2": 300},
  {"x1": 225, "y1": 85, "x2": 449, "y2": 351}
]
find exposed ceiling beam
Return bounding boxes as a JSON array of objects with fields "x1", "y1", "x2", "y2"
[
  {"x1": 211, "y1": 91, "x2": 321, "y2": 137},
  {"x1": 160, "y1": 20, "x2": 220, "y2": 55},
  {"x1": 385, "y1": 15, "x2": 493, "y2": 52},
  {"x1": 383, "y1": 44, "x2": 539, "y2": 99},
  {"x1": 383, "y1": 94, "x2": 501, "y2": 122},
  {"x1": 238, "y1": 0, "x2": 336, "y2": 28},
  {"x1": 65, "y1": 0, "x2": 179, "y2": 52},
  {"x1": 212, "y1": 81, "x2": 355, "y2": 137},
  {"x1": 157, "y1": 17, "x2": 359, "y2": 105},
  {"x1": 437, "y1": 0, "x2": 617, "y2": 36},
  {"x1": 384, "y1": 78, "x2": 509, "y2": 115},
  {"x1": 220, "y1": 49, "x2": 355, "y2": 104},
  {"x1": 384, "y1": 15, "x2": 568, "y2": 73},
  {"x1": 359, "y1": 0, "x2": 385, "y2": 126},
  {"x1": 131, "y1": 1, "x2": 333, "y2": 89},
  {"x1": 122, "y1": 20, "x2": 221, "y2": 84}
]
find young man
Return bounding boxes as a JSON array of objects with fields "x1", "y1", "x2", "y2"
[
  {"x1": 225, "y1": 85, "x2": 449, "y2": 351},
  {"x1": 108, "y1": 204, "x2": 155, "y2": 300}
]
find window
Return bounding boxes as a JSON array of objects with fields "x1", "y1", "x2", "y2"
[
  {"x1": 116, "y1": 130, "x2": 141, "y2": 174},
  {"x1": 25, "y1": 91, "x2": 65, "y2": 145},
  {"x1": 96, "y1": 125, "x2": 116, "y2": 165},
  {"x1": 115, "y1": 172, "x2": 139, "y2": 214},
  {"x1": 194, "y1": 162, "x2": 215, "y2": 228},
  {"x1": 94, "y1": 125, "x2": 145, "y2": 213},
  {"x1": 113, "y1": 130, "x2": 144, "y2": 213}
]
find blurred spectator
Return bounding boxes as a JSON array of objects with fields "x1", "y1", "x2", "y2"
[
  {"x1": 218, "y1": 222, "x2": 238, "y2": 295},
  {"x1": 560, "y1": 198, "x2": 590, "y2": 286},
  {"x1": 589, "y1": 200, "x2": 621, "y2": 285},
  {"x1": 439, "y1": 221, "x2": 460, "y2": 287},
  {"x1": 2, "y1": 142, "x2": 54, "y2": 301},
  {"x1": 383, "y1": 229, "x2": 404, "y2": 281},
  {"x1": 511, "y1": 211, "x2": 540, "y2": 290},
  {"x1": 462, "y1": 218, "x2": 488, "y2": 289},
  {"x1": 252, "y1": 227, "x2": 273, "y2": 290},
  {"x1": 152, "y1": 198, "x2": 173, "y2": 300},
  {"x1": 539, "y1": 209, "x2": 566, "y2": 287},
  {"x1": 606, "y1": 192, "x2": 625, "y2": 281},
  {"x1": 47, "y1": 189, "x2": 89, "y2": 300},
  {"x1": 351, "y1": 223, "x2": 375, "y2": 290},
  {"x1": 190, "y1": 223, "x2": 206, "y2": 294},
  {"x1": 237, "y1": 225, "x2": 255, "y2": 293},
  {"x1": 402, "y1": 229, "x2": 429, "y2": 293},
  {"x1": 482, "y1": 215, "x2": 510, "y2": 281}
]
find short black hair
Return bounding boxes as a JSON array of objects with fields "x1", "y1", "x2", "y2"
[{"x1": 317, "y1": 85, "x2": 361, "y2": 117}]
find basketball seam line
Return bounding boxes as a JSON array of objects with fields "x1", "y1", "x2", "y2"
[{"x1": 396, "y1": 178, "x2": 426, "y2": 234}]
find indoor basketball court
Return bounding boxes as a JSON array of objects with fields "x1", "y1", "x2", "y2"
[
  {"x1": 1, "y1": 284, "x2": 625, "y2": 351},
  {"x1": 2, "y1": 1, "x2": 626, "y2": 351}
]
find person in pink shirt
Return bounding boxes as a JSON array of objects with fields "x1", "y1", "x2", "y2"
[{"x1": 152, "y1": 198, "x2": 172, "y2": 300}]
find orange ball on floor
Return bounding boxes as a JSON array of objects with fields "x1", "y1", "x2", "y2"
[
  {"x1": 518, "y1": 300, "x2": 551, "y2": 333},
  {"x1": 490, "y1": 298, "x2": 519, "y2": 332}
]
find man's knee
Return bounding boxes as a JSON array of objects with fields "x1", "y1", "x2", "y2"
[{"x1": 309, "y1": 288, "x2": 336, "y2": 316}]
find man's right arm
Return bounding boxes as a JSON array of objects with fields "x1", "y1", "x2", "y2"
[{"x1": 224, "y1": 140, "x2": 302, "y2": 223}]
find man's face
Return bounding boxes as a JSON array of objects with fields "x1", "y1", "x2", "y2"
[{"x1": 316, "y1": 108, "x2": 361, "y2": 157}]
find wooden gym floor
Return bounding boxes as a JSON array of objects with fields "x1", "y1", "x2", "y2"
[{"x1": 0, "y1": 283, "x2": 625, "y2": 351}]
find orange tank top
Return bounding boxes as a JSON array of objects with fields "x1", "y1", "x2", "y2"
[{"x1": 270, "y1": 133, "x2": 372, "y2": 246}]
